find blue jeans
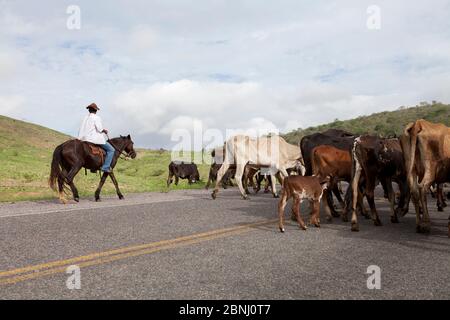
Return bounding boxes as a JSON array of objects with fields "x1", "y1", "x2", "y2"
[{"x1": 100, "y1": 142, "x2": 115, "y2": 171}]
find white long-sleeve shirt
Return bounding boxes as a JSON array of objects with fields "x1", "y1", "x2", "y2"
[{"x1": 78, "y1": 113, "x2": 106, "y2": 145}]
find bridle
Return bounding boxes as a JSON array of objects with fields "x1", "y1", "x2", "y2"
[{"x1": 107, "y1": 134, "x2": 135, "y2": 160}]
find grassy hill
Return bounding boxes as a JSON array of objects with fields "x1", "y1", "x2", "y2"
[
  {"x1": 283, "y1": 101, "x2": 450, "y2": 144},
  {"x1": 0, "y1": 115, "x2": 211, "y2": 202}
]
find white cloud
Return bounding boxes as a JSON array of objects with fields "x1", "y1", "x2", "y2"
[{"x1": 0, "y1": 95, "x2": 25, "y2": 118}]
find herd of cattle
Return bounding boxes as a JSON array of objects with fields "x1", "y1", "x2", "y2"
[{"x1": 167, "y1": 119, "x2": 450, "y2": 237}]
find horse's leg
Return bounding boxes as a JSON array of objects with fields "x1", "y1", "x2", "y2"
[
  {"x1": 58, "y1": 169, "x2": 68, "y2": 204},
  {"x1": 109, "y1": 172, "x2": 124, "y2": 200},
  {"x1": 66, "y1": 165, "x2": 82, "y2": 202},
  {"x1": 95, "y1": 172, "x2": 109, "y2": 202}
]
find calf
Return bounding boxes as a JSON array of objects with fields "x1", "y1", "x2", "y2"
[
  {"x1": 350, "y1": 136, "x2": 409, "y2": 231},
  {"x1": 205, "y1": 163, "x2": 235, "y2": 190},
  {"x1": 278, "y1": 175, "x2": 329, "y2": 232},
  {"x1": 167, "y1": 161, "x2": 200, "y2": 187}
]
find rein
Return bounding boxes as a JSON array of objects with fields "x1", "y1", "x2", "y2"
[{"x1": 107, "y1": 135, "x2": 132, "y2": 160}]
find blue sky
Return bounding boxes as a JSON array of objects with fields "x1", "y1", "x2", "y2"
[{"x1": 1, "y1": 0, "x2": 450, "y2": 148}]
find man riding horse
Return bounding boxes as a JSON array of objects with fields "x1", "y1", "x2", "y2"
[
  {"x1": 78, "y1": 103, "x2": 114, "y2": 173},
  {"x1": 49, "y1": 103, "x2": 136, "y2": 203}
]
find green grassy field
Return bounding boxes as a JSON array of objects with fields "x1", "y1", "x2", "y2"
[{"x1": 0, "y1": 115, "x2": 211, "y2": 202}]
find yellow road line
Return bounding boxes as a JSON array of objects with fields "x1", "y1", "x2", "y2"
[{"x1": 0, "y1": 219, "x2": 277, "y2": 285}]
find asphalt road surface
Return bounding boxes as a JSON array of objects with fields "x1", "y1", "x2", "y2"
[{"x1": 0, "y1": 187, "x2": 449, "y2": 299}]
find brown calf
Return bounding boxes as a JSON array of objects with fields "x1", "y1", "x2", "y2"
[{"x1": 278, "y1": 175, "x2": 329, "y2": 232}]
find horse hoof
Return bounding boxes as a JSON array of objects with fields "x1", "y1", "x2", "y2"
[{"x1": 351, "y1": 223, "x2": 359, "y2": 232}]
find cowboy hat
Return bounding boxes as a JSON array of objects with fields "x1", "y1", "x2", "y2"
[{"x1": 86, "y1": 103, "x2": 100, "y2": 111}]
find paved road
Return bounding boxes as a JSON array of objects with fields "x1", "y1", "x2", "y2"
[{"x1": 0, "y1": 188, "x2": 449, "y2": 299}]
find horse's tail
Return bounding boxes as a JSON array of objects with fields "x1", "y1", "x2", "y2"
[{"x1": 49, "y1": 144, "x2": 65, "y2": 192}]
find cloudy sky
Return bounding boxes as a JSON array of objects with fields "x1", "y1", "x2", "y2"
[{"x1": 1, "y1": 0, "x2": 450, "y2": 149}]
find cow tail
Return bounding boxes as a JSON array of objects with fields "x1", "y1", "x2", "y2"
[{"x1": 406, "y1": 121, "x2": 421, "y2": 186}]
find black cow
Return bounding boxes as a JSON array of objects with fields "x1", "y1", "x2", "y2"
[
  {"x1": 167, "y1": 161, "x2": 200, "y2": 187},
  {"x1": 300, "y1": 129, "x2": 356, "y2": 217},
  {"x1": 349, "y1": 136, "x2": 409, "y2": 231}
]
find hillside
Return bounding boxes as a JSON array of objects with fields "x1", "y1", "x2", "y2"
[
  {"x1": 0, "y1": 115, "x2": 210, "y2": 202},
  {"x1": 283, "y1": 101, "x2": 450, "y2": 144}
]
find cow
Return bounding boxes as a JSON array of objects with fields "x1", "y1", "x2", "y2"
[
  {"x1": 300, "y1": 129, "x2": 356, "y2": 216},
  {"x1": 278, "y1": 175, "x2": 330, "y2": 232},
  {"x1": 400, "y1": 119, "x2": 450, "y2": 235},
  {"x1": 211, "y1": 135, "x2": 305, "y2": 200},
  {"x1": 167, "y1": 161, "x2": 200, "y2": 187},
  {"x1": 205, "y1": 163, "x2": 235, "y2": 190},
  {"x1": 350, "y1": 135, "x2": 409, "y2": 232},
  {"x1": 311, "y1": 144, "x2": 369, "y2": 222}
]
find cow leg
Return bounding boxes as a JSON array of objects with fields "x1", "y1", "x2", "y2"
[
  {"x1": 242, "y1": 168, "x2": 251, "y2": 195},
  {"x1": 366, "y1": 178, "x2": 382, "y2": 226},
  {"x1": 270, "y1": 174, "x2": 278, "y2": 198},
  {"x1": 350, "y1": 158, "x2": 362, "y2": 232},
  {"x1": 205, "y1": 173, "x2": 212, "y2": 190},
  {"x1": 255, "y1": 173, "x2": 263, "y2": 193},
  {"x1": 264, "y1": 176, "x2": 270, "y2": 193},
  {"x1": 293, "y1": 195, "x2": 307, "y2": 230},
  {"x1": 310, "y1": 199, "x2": 320, "y2": 228},
  {"x1": 174, "y1": 175, "x2": 179, "y2": 186},
  {"x1": 380, "y1": 178, "x2": 389, "y2": 199},
  {"x1": 437, "y1": 183, "x2": 445, "y2": 212},
  {"x1": 109, "y1": 172, "x2": 124, "y2": 200},
  {"x1": 396, "y1": 180, "x2": 410, "y2": 217},
  {"x1": 167, "y1": 172, "x2": 174, "y2": 187},
  {"x1": 212, "y1": 162, "x2": 231, "y2": 199},
  {"x1": 278, "y1": 188, "x2": 288, "y2": 232},
  {"x1": 234, "y1": 164, "x2": 249, "y2": 199},
  {"x1": 322, "y1": 189, "x2": 334, "y2": 222},
  {"x1": 417, "y1": 176, "x2": 433, "y2": 233},
  {"x1": 327, "y1": 184, "x2": 341, "y2": 218},
  {"x1": 332, "y1": 183, "x2": 345, "y2": 210},
  {"x1": 95, "y1": 172, "x2": 110, "y2": 202},
  {"x1": 385, "y1": 178, "x2": 399, "y2": 223}
]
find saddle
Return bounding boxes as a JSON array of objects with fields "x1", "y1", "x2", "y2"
[{"x1": 84, "y1": 142, "x2": 105, "y2": 170}]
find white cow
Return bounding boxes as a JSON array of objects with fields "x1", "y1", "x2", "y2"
[{"x1": 211, "y1": 135, "x2": 305, "y2": 199}]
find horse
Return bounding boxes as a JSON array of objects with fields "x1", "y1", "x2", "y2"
[{"x1": 49, "y1": 135, "x2": 137, "y2": 203}]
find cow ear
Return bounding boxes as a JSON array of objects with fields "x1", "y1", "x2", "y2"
[
  {"x1": 120, "y1": 135, "x2": 124, "y2": 138},
  {"x1": 127, "y1": 134, "x2": 131, "y2": 139}
]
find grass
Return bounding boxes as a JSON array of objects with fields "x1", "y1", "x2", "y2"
[{"x1": 0, "y1": 115, "x2": 211, "y2": 202}]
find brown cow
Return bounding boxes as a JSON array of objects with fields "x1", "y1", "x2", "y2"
[
  {"x1": 401, "y1": 119, "x2": 450, "y2": 235},
  {"x1": 278, "y1": 175, "x2": 330, "y2": 232},
  {"x1": 311, "y1": 145, "x2": 369, "y2": 222}
]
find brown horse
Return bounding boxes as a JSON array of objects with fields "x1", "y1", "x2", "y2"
[{"x1": 49, "y1": 135, "x2": 137, "y2": 203}]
